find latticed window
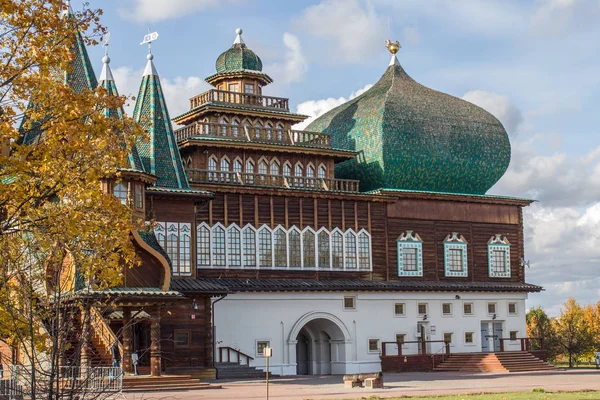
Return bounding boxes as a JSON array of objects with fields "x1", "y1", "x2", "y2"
[
  {"x1": 275, "y1": 123, "x2": 284, "y2": 141},
  {"x1": 403, "y1": 248, "x2": 418, "y2": 271},
  {"x1": 233, "y1": 159, "x2": 243, "y2": 183},
  {"x1": 397, "y1": 231, "x2": 423, "y2": 276},
  {"x1": 345, "y1": 232, "x2": 357, "y2": 269},
  {"x1": 270, "y1": 160, "x2": 279, "y2": 176},
  {"x1": 113, "y1": 183, "x2": 127, "y2": 205},
  {"x1": 318, "y1": 165, "x2": 326, "y2": 179},
  {"x1": 259, "y1": 161, "x2": 268, "y2": 175},
  {"x1": 303, "y1": 230, "x2": 316, "y2": 268},
  {"x1": 208, "y1": 157, "x2": 218, "y2": 182},
  {"x1": 259, "y1": 228, "x2": 272, "y2": 268},
  {"x1": 178, "y1": 224, "x2": 192, "y2": 275},
  {"x1": 447, "y1": 249, "x2": 463, "y2": 271},
  {"x1": 243, "y1": 228, "x2": 257, "y2": 267},
  {"x1": 228, "y1": 226, "x2": 241, "y2": 267},
  {"x1": 220, "y1": 118, "x2": 228, "y2": 136},
  {"x1": 212, "y1": 225, "x2": 226, "y2": 267},
  {"x1": 318, "y1": 230, "x2": 330, "y2": 269},
  {"x1": 265, "y1": 123, "x2": 273, "y2": 140},
  {"x1": 289, "y1": 229, "x2": 301, "y2": 267},
  {"x1": 134, "y1": 184, "x2": 143, "y2": 209},
  {"x1": 220, "y1": 158, "x2": 230, "y2": 182},
  {"x1": 491, "y1": 250, "x2": 506, "y2": 272},
  {"x1": 197, "y1": 224, "x2": 211, "y2": 266},
  {"x1": 166, "y1": 233, "x2": 178, "y2": 268},
  {"x1": 254, "y1": 122, "x2": 262, "y2": 139},
  {"x1": 306, "y1": 165, "x2": 315, "y2": 188},
  {"x1": 331, "y1": 231, "x2": 344, "y2": 269},
  {"x1": 274, "y1": 228, "x2": 287, "y2": 267},
  {"x1": 357, "y1": 232, "x2": 370, "y2": 270},
  {"x1": 231, "y1": 119, "x2": 240, "y2": 137},
  {"x1": 244, "y1": 83, "x2": 254, "y2": 94},
  {"x1": 283, "y1": 163, "x2": 291, "y2": 176},
  {"x1": 246, "y1": 160, "x2": 255, "y2": 184},
  {"x1": 294, "y1": 164, "x2": 303, "y2": 187},
  {"x1": 488, "y1": 235, "x2": 510, "y2": 278}
]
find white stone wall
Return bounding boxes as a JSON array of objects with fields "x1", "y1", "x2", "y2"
[{"x1": 213, "y1": 291, "x2": 528, "y2": 375}]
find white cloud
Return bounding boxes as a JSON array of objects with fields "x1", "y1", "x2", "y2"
[
  {"x1": 266, "y1": 33, "x2": 308, "y2": 85},
  {"x1": 529, "y1": 0, "x2": 600, "y2": 35},
  {"x1": 111, "y1": 66, "x2": 209, "y2": 124},
  {"x1": 118, "y1": 0, "x2": 244, "y2": 23},
  {"x1": 295, "y1": 0, "x2": 386, "y2": 63},
  {"x1": 462, "y1": 90, "x2": 523, "y2": 137},
  {"x1": 294, "y1": 84, "x2": 373, "y2": 130}
]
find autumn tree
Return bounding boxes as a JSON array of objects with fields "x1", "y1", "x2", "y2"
[
  {"x1": 583, "y1": 302, "x2": 600, "y2": 357},
  {"x1": 526, "y1": 306, "x2": 558, "y2": 359},
  {"x1": 553, "y1": 298, "x2": 594, "y2": 368},
  {"x1": 0, "y1": 0, "x2": 142, "y2": 398}
]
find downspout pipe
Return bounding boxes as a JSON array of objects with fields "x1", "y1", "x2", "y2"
[{"x1": 211, "y1": 293, "x2": 228, "y2": 378}]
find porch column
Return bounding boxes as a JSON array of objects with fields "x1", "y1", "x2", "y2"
[
  {"x1": 150, "y1": 305, "x2": 162, "y2": 376},
  {"x1": 80, "y1": 304, "x2": 92, "y2": 369},
  {"x1": 122, "y1": 307, "x2": 133, "y2": 375}
]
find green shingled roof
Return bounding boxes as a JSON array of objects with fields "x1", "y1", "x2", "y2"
[
  {"x1": 307, "y1": 55, "x2": 511, "y2": 195},
  {"x1": 133, "y1": 55, "x2": 190, "y2": 189},
  {"x1": 216, "y1": 44, "x2": 263, "y2": 74}
]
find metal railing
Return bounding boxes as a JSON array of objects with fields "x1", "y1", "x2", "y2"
[
  {"x1": 190, "y1": 89, "x2": 289, "y2": 111},
  {"x1": 59, "y1": 366, "x2": 123, "y2": 393},
  {"x1": 186, "y1": 169, "x2": 360, "y2": 192},
  {"x1": 498, "y1": 337, "x2": 545, "y2": 352},
  {"x1": 381, "y1": 340, "x2": 450, "y2": 357},
  {"x1": 0, "y1": 365, "x2": 22, "y2": 399},
  {"x1": 90, "y1": 307, "x2": 123, "y2": 361},
  {"x1": 218, "y1": 347, "x2": 254, "y2": 367},
  {"x1": 175, "y1": 121, "x2": 331, "y2": 148}
]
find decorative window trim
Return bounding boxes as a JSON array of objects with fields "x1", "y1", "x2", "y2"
[
  {"x1": 154, "y1": 222, "x2": 192, "y2": 276},
  {"x1": 397, "y1": 231, "x2": 423, "y2": 277},
  {"x1": 444, "y1": 232, "x2": 468, "y2": 277},
  {"x1": 488, "y1": 234, "x2": 511, "y2": 278}
]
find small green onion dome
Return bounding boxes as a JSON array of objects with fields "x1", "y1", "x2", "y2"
[
  {"x1": 216, "y1": 28, "x2": 263, "y2": 73},
  {"x1": 306, "y1": 53, "x2": 511, "y2": 195}
]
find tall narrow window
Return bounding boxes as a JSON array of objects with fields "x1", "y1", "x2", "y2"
[
  {"x1": 397, "y1": 231, "x2": 423, "y2": 276},
  {"x1": 289, "y1": 228, "x2": 301, "y2": 268},
  {"x1": 357, "y1": 231, "x2": 371, "y2": 270},
  {"x1": 166, "y1": 223, "x2": 179, "y2": 273},
  {"x1": 258, "y1": 160, "x2": 268, "y2": 185},
  {"x1": 331, "y1": 230, "x2": 344, "y2": 269},
  {"x1": 220, "y1": 158, "x2": 230, "y2": 182},
  {"x1": 197, "y1": 224, "x2": 211, "y2": 267},
  {"x1": 220, "y1": 118, "x2": 228, "y2": 136},
  {"x1": 246, "y1": 159, "x2": 255, "y2": 184},
  {"x1": 283, "y1": 162, "x2": 291, "y2": 176},
  {"x1": 233, "y1": 159, "x2": 243, "y2": 183},
  {"x1": 259, "y1": 227, "x2": 272, "y2": 268},
  {"x1": 275, "y1": 123, "x2": 284, "y2": 141},
  {"x1": 303, "y1": 229, "x2": 316, "y2": 268},
  {"x1": 306, "y1": 165, "x2": 315, "y2": 188},
  {"x1": 243, "y1": 226, "x2": 257, "y2": 267},
  {"x1": 274, "y1": 227, "x2": 288, "y2": 267},
  {"x1": 231, "y1": 119, "x2": 240, "y2": 137},
  {"x1": 318, "y1": 165, "x2": 327, "y2": 179},
  {"x1": 488, "y1": 235, "x2": 511, "y2": 278},
  {"x1": 254, "y1": 122, "x2": 262, "y2": 139},
  {"x1": 318, "y1": 229, "x2": 330, "y2": 269},
  {"x1": 212, "y1": 225, "x2": 226, "y2": 267},
  {"x1": 444, "y1": 233, "x2": 468, "y2": 277},
  {"x1": 345, "y1": 231, "x2": 357, "y2": 270},
  {"x1": 135, "y1": 184, "x2": 143, "y2": 209},
  {"x1": 265, "y1": 123, "x2": 273, "y2": 140},
  {"x1": 294, "y1": 163, "x2": 303, "y2": 188},
  {"x1": 113, "y1": 183, "x2": 127, "y2": 205},
  {"x1": 178, "y1": 224, "x2": 191, "y2": 275},
  {"x1": 227, "y1": 225, "x2": 241, "y2": 267},
  {"x1": 270, "y1": 160, "x2": 280, "y2": 176},
  {"x1": 208, "y1": 157, "x2": 218, "y2": 182},
  {"x1": 244, "y1": 83, "x2": 254, "y2": 94}
]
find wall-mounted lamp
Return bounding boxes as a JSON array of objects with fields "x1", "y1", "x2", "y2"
[
  {"x1": 192, "y1": 299, "x2": 199, "y2": 311},
  {"x1": 492, "y1": 314, "x2": 497, "y2": 320},
  {"x1": 455, "y1": 295, "x2": 461, "y2": 300},
  {"x1": 423, "y1": 314, "x2": 428, "y2": 321}
]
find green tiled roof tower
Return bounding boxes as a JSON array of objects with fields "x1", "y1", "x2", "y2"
[
  {"x1": 216, "y1": 28, "x2": 263, "y2": 73},
  {"x1": 98, "y1": 53, "x2": 145, "y2": 173},
  {"x1": 133, "y1": 53, "x2": 190, "y2": 189},
  {"x1": 307, "y1": 46, "x2": 511, "y2": 195}
]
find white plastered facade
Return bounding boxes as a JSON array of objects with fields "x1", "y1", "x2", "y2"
[{"x1": 213, "y1": 291, "x2": 528, "y2": 375}]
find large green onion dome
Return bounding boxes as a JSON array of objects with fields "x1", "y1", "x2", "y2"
[
  {"x1": 306, "y1": 46, "x2": 511, "y2": 195},
  {"x1": 216, "y1": 28, "x2": 263, "y2": 73}
]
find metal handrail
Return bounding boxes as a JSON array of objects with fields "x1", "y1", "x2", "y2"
[
  {"x1": 189, "y1": 89, "x2": 290, "y2": 111},
  {"x1": 90, "y1": 307, "x2": 123, "y2": 361},
  {"x1": 218, "y1": 346, "x2": 254, "y2": 367}
]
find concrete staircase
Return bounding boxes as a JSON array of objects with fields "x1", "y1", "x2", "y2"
[
  {"x1": 123, "y1": 375, "x2": 222, "y2": 392},
  {"x1": 215, "y1": 362, "x2": 276, "y2": 380},
  {"x1": 434, "y1": 352, "x2": 556, "y2": 373}
]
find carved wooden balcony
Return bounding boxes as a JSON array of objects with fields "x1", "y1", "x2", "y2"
[
  {"x1": 175, "y1": 121, "x2": 331, "y2": 148},
  {"x1": 189, "y1": 89, "x2": 289, "y2": 111},
  {"x1": 186, "y1": 169, "x2": 360, "y2": 193}
]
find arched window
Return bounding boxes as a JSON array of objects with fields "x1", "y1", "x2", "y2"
[
  {"x1": 289, "y1": 228, "x2": 301, "y2": 268},
  {"x1": 283, "y1": 162, "x2": 291, "y2": 176},
  {"x1": 243, "y1": 226, "x2": 257, "y2": 267},
  {"x1": 270, "y1": 159, "x2": 280, "y2": 176},
  {"x1": 220, "y1": 117, "x2": 228, "y2": 136},
  {"x1": 294, "y1": 163, "x2": 304, "y2": 187},
  {"x1": 303, "y1": 228, "x2": 316, "y2": 268},
  {"x1": 212, "y1": 224, "x2": 226, "y2": 267},
  {"x1": 331, "y1": 229, "x2": 344, "y2": 269},
  {"x1": 306, "y1": 164, "x2": 315, "y2": 188},
  {"x1": 318, "y1": 229, "x2": 330, "y2": 269},
  {"x1": 208, "y1": 157, "x2": 218, "y2": 182},
  {"x1": 242, "y1": 119, "x2": 251, "y2": 138},
  {"x1": 274, "y1": 227, "x2": 288, "y2": 267},
  {"x1": 246, "y1": 158, "x2": 255, "y2": 184},
  {"x1": 275, "y1": 123, "x2": 284, "y2": 141},
  {"x1": 345, "y1": 230, "x2": 357, "y2": 270},
  {"x1": 318, "y1": 165, "x2": 327, "y2": 179},
  {"x1": 258, "y1": 159, "x2": 268, "y2": 185},
  {"x1": 220, "y1": 157, "x2": 231, "y2": 182},
  {"x1": 258, "y1": 226, "x2": 273, "y2": 268},
  {"x1": 113, "y1": 183, "x2": 127, "y2": 205},
  {"x1": 254, "y1": 122, "x2": 262, "y2": 139},
  {"x1": 358, "y1": 231, "x2": 371, "y2": 270},
  {"x1": 233, "y1": 158, "x2": 243, "y2": 183},
  {"x1": 265, "y1": 122, "x2": 273, "y2": 140},
  {"x1": 166, "y1": 223, "x2": 179, "y2": 271},
  {"x1": 231, "y1": 119, "x2": 240, "y2": 137},
  {"x1": 227, "y1": 225, "x2": 241, "y2": 267},
  {"x1": 197, "y1": 223, "x2": 211, "y2": 267},
  {"x1": 179, "y1": 224, "x2": 192, "y2": 275}
]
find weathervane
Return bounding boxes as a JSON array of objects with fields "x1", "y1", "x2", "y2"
[
  {"x1": 102, "y1": 32, "x2": 111, "y2": 56},
  {"x1": 385, "y1": 39, "x2": 401, "y2": 54},
  {"x1": 140, "y1": 30, "x2": 159, "y2": 54}
]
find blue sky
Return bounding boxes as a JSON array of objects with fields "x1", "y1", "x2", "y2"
[{"x1": 81, "y1": 0, "x2": 600, "y2": 316}]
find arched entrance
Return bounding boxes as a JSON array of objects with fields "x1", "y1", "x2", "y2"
[{"x1": 289, "y1": 313, "x2": 351, "y2": 375}]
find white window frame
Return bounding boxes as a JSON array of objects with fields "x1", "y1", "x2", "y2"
[
  {"x1": 417, "y1": 303, "x2": 428, "y2": 316},
  {"x1": 464, "y1": 331, "x2": 476, "y2": 346},
  {"x1": 444, "y1": 233, "x2": 468, "y2": 277},
  {"x1": 397, "y1": 231, "x2": 423, "y2": 277},
  {"x1": 463, "y1": 302, "x2": 474, "y2": 316},
  {"x1": 256, "y1": 340, "x2": 270, "y2": 357},
  {"x1": 487, "y1": 302, "x2": 497, "y2": 316},
  {"x1": 154, "y1": 221, "x2": 192, "y2": 276},
  {"x1": 393, "y1": 302, "x2": 406, "y2": 317},
  {"x1": 442, "y1": 303, "x2": 453, "y2": 317},
  {"x1": 367, "y1": 338, "x2": 380, "y2": 353},
  {"x1": 488, "y1": 235, "x2": 511, "y2": 278},
  {"x1": 343, "y1": 296, "x2": 356, "y2": 310},
  {"x1": 508, "y1": 302, "x2": 518, "y2": 316}
]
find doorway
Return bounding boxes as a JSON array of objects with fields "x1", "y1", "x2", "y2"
[
  {"x1": 294, "y1": 317, "x2": 346, "y2": 375},
  {"x1": 296, "y1": 330, "x2": 310, "y2": 375},
  {"x1": 481, "y1": 322, "x2": 503, "y2": 352}
]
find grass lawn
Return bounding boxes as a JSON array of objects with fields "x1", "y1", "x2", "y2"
[{"x1": 330, "y1": 390, "x2": 600, "y2": 400}]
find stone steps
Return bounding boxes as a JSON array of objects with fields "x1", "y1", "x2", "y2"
[
  {"x1": 215, "y1": 362, "x2": 276, "y2": 380},
  {"x1": 123, "y1": 375, "x2": 222, "y2": 392},
  {"x1": 434, "y1": 352, "x2": 557, "y2": 373}
]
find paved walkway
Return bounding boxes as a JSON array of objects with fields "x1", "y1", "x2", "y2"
[{"x1": 126, "y1": 370, "x2": 600, "y2": 400}]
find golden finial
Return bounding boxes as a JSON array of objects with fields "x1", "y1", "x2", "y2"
[{"x1": 386, "y1": 39, "x2": 401, "y2": 54}]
